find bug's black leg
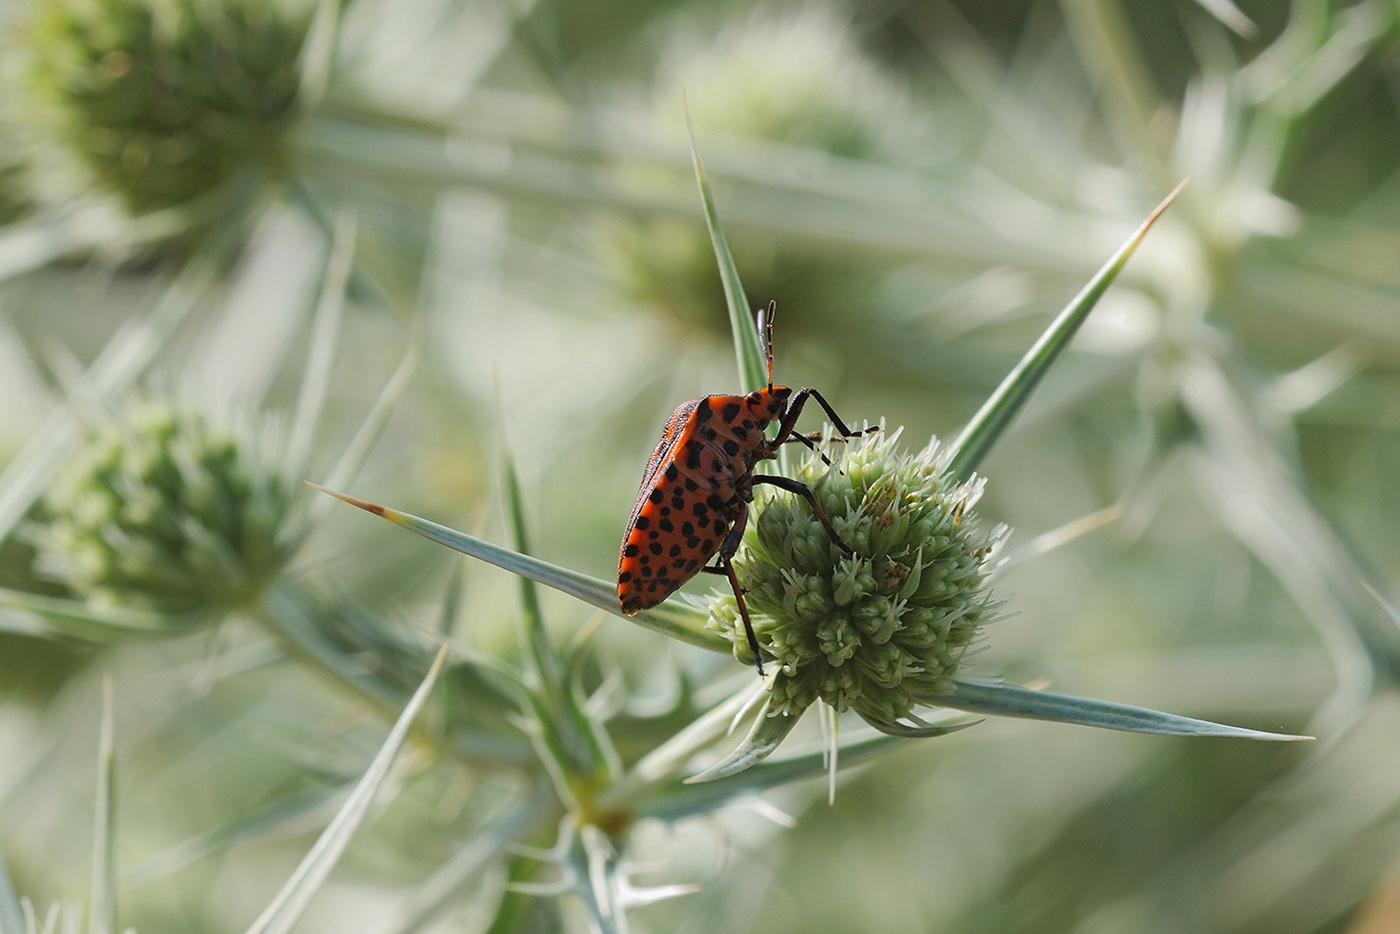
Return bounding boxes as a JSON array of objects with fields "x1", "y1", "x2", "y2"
[
  {"x1": 718, "y1": 557, "x2": 764, "y2": 677},
  {"x1": 751, "y1": 474, "x2": 853, "y2": 555},
  {"x1": 701, "y1": 507, "x2": 765, "y2": 676},
  {"x1": 771, "y1": 387, "x2": 878, "y2": 448},
  {"x1": 782, "y1": 430, "x2": 836, "y2": 467}
]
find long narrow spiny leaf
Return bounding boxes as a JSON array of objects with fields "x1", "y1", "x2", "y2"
[
  {"x1": 947, "y1": 180, "x2": 1187, "y2": 481},
  {"x1": 90, "y1": 675, "x2": 117, "y2": 934},
  {"x1": 684, "y1": 97, "x2": 766, "y2": 395},
  {"x1": 308, "y1": 484, "x2": 730, "y2": 653},
  {"x1": 244, "y1": 643, "x2": 450, "y2": 934},
  {"x1": 932, "y1": 680, "x2": 1312, "y2": 740}
]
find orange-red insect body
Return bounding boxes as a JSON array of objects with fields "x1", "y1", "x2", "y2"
[{"x1": 618, "y1": 303, "x2": 872, "y2": 675}]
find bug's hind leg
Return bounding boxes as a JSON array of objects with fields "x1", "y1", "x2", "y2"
[
  {"x1": 751, "y1": 474, "x2": 853, "y2": 555},
  {"x1": 700, "y1": 506, "x2": 765, "y2": 676}
]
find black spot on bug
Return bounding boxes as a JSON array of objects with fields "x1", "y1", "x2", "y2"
[
  {"x1": 681, "y1": 521, "x2": 695, "y2": 536},
  {"x1": 672, "y1": 558, "x2": 688, "y2": 569},
  {"x1": 660, "y1": 506, "x2": 671, "y2": 516},
  {"x1": 696, "y1": 401, "x2": 713, "y2": 421},
  {"x1": 732, "y1": 425, "x2": 748, "y2": 441},
  {"x1": 648, "y1": 489, "x2": 663, "y2": 504},
  {"x1": 701, "y1": 538, "x2": 715, "y2": 552},
  {"x1": 686, "y1": 536, "x2": 701, "y2": 548},
  {"x1": 624, "y1": 544, "x2": 640, "y2": 557},
  {"x1": 669, "y1": 544, "x2": 682, "y2": 557},
  {"x1": 713, "y1": 519, "x2": 726, "y2": 534},
  {"x1": 710, "y1": 457, "x2": 723, "y2": 471},
  {"x1": 649, "y1": 542, "x2": 663, "y2": 556},
  {"x1": 691, "y1": 501, "x2": 708, "y2": 518},
  {"x1": 698, "y1": 426, "x2": 717, "y2": 441},
  {"x1": 659, "y1": 518, "x2": 674, "y2": 533},
  {"x1": 707, "y1": 494, "x2": 725, "y2": 509},
  {"x1": 686, "y1": 445, "x2": 702, "y2": 469},
  {"x1": 684, "y1": 478, "x2": 699, "y2": 492},
  {"x1": 618, "y1": 571, "x2": 632, "y2": 583},
  {"x1": 641, "y1": 565, "x2": 653, "y2": 578},
  {"x1": 722, "y1": 439, "x2": 740, "y2": 455},
  {"x1": 649, "y1": 530, "x2": 659, "y2": 540},
  {"x1": 722, "y1": 402, "x2": 741, "y2": 421},
  {"x1": 634, "y1": 516, "x2": 650, "y2": 530},
  {"x1": 742, "y1": 419, "x2": 755, "y2": 430},
  {"x1": 664, "y1": 463, "x2": 679, "y2": 481}
]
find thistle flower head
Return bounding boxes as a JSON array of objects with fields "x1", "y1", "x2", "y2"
[
  {"x1": 658, "y1": 6, "x2": 915, "y2": 160},
  {"x1": 21, "y1": 0, "x2": 309, "y2": 216},
  {"x1": 606, "y1": 7, "x2": 922, "y2": 326},
  {"x1": 33, "y1": 400, "x2": 292, "y2": 615},
  {"x1": 707, "y1": 427, "x2": 1006, "y2": 728}
]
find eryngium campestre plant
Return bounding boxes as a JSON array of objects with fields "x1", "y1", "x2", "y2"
[
  {"x1": 708, "y1": 427, "x2": 1006, "y2": 728},
  {"x1": 23, "y1": 0, "x2": 309, "y2": 215},
  {"x1": 33, "y1": 400, "x2": 292, "y2": 615}
]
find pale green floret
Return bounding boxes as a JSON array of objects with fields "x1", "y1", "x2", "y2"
[
  {"x1": 33, "y1": 400, "x2": 291, "y2": 616},
  {"x1": 707, "y1": 427, "x2": 1006, "y2": 728}
]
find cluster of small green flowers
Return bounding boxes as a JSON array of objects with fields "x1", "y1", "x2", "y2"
[
  {"x1": 708, "y1": 428, "x2": 1006, "y2": 728},
  {"x1": 22, "y1": 0, "x2": 309, "y2": 214},
  {"x1": 33, "y1": 400, "x2": 291, "y2": 615}
]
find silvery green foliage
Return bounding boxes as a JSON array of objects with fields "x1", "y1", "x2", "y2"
[
  {"x1": 708, "y1": 428, "x2": 1005, "y2": 726},
  {"x1": 32, "y1": 400, "x2": 291, "y2": 615},
  {"x1": 22, "y1": 0, "x2": 309, "y2": 214}
]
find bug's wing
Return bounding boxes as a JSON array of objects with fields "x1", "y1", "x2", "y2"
[{"x1": 625, "y1": 398, "x2": 701, "y2": 533}]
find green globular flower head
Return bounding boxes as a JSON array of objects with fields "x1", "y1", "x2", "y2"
[
  {"x1": 22, "y1": 0, "x2": 310, "y2": 216},
  {"x1": 34, "y1": 400, "x2": 292, "y2": 616},
  {"x1": 707, "y1": 427, "x2": 1007, "y2": 729}
]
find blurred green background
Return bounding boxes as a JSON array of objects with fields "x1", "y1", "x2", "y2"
[{"x1": 1, "y1": 0, "x2": 1399, "y2": 931}]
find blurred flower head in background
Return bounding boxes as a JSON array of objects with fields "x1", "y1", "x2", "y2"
[
  {"x1": 32, "y1": 399, "x2": 291, "y2": 616},
  {"x1": 14, "y1": 0, "x2": 309, "y2": 230}
]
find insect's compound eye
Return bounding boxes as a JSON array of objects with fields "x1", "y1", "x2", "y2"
[{"x1": 746, "y1": 391, "x2": 762, "y2": 403}]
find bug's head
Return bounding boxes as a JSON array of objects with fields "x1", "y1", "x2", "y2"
[
  {"x1": 747, "y1": 384, "x2": 790, "y2": 420},
  {"x1": 757, "y1": 300, "x2": 777, "y2": 392}
]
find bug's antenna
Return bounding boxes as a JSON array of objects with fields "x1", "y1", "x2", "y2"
[{"x1": 758, "y1": 300, "x2": 776, "y2": 391}]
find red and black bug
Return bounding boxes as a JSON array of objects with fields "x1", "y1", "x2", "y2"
[{"x1": 618, "y1": 303, "x2": 874, "y2": 675}]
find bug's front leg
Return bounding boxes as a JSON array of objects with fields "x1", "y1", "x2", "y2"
[
  {"x1": 701, "y1": 501, "x2": 765, "y2": 676},
  {"x1": 770, "y1": 387, "x2": 878, "y2": 449}
]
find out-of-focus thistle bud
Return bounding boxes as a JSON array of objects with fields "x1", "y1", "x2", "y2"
[
  {"x1": 663, "y1": 7, "x2": 910, "y2": 161},
  {"x1": 21, "y1": 0, "x2": 310, "y2": 216},
  {"x1": 33, "y1": 400, "x2": 292, "y2": 616},
  {"x1": 707, "y1": 427, "x2": 1007, "y2": 730},
  {"x1": 608, "y1": 7, "x2": 921, "y2": 328}
]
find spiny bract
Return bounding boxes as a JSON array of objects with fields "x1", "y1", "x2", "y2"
[{"x1": 707, "y1": 426, "x2": 1007, "y2": 728}]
